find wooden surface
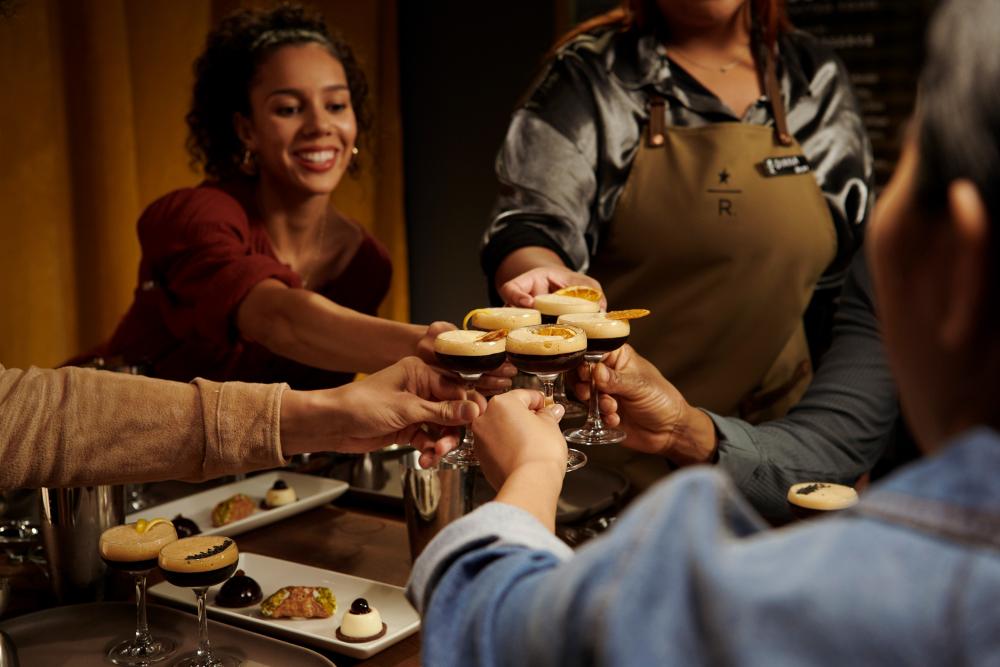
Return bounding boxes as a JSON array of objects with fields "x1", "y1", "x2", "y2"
[
  {"x1": 237, "y1": 503, "x2": 421, "y2": 666},
  {"x1": 0, "y1": 500, "x2": 422, "y2": 667}
]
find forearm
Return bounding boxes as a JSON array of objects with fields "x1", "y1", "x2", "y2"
[
  {"x1": 278, "y1": 386, "x2": 352, "y2": 457},
  {"x1": 249, "y1": 287, "x2": 424, "y2": 374},
  {"x1": 659, "y1": 405, "x2": 720, "y2": 466},
  {"x1": 0, "y1": 366, "x2": 285, "y2": 490},
  {"x1": 713, "y1": 254, "x2": 898, "y2": 519},
  {"x1": 494, "y1": 462, "x2": 565, "y2": 532}
]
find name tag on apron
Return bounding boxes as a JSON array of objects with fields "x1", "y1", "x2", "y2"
[{"x1": 758, "y1": 155, "x2": 810, "y2": 177}]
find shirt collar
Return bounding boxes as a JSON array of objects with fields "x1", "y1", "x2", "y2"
[{"x1": 608, "y1": 28, "x2": 815, "y2": 119}]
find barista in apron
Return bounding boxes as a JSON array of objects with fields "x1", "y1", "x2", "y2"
[{"x1": 587, "y1": 46, "x2": 836, "y2": 490}]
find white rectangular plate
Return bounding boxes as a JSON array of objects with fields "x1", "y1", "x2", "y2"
[
  {"x1": 150, "y1": 552, "x2": 420, "y2": 659},
  {"x1": 128, "y1": 472, "x2": 348, "y2": 537}
]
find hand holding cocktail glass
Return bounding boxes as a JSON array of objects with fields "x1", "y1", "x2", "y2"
[
  {"x1": 505, "y1": 324, "x2": 589, "y2": 471},
  {"x1": 558, "y1": 310, "x2": 649, "y2": 446},
  {"x1": 433, "y1": 328, "x2": 509, "y2": 467}
]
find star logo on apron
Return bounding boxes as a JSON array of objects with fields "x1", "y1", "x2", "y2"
[{"x1": 708, "y1": 166, "x2": 741, "y2": 218}]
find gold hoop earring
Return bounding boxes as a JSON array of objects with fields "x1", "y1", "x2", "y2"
[{"x1": 240, "y1": 147, "x2": 257, "y2": 176}]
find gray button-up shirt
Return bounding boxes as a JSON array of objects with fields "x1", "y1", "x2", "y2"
[{"x1": 482, "y1": 27, "x2": 873, "y2": 292}]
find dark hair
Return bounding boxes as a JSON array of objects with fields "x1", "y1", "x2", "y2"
[
  {"x1": 554, "y1": 0, "x2": 790, "y2": 53},
  {"x1": 186, "y1": 3, "x2": 371, "y2": 181},
  {"x1": 916, "y1": 0, "x2": 1000, "y2": 307}
]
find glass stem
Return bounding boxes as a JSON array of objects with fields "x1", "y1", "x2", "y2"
[
  {"x1": 585, "y1": 358, "x2": 605, "y2": 432},
  {"x1": 194, "y1": 587, "x2": 212, "y2": 662},
  {"x1": 134, "y1": 572, "x2": 151, "y2": 644},
  {"x1": 542, "y1": 378, "x2": 556, "y2": 406},
  {"x1": 461, "y1": 378, "x2": 477, "y2": 450}
]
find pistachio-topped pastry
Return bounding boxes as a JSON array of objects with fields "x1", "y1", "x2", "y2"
[
  {"x1": 336, "y1": 597, "x2": 387, "y2": 643},
  {"x1": 211, "y1": 493, "x2": 255, "y2": 527},
  {"x1": 260, "y1": 586, "x2": 336, "y2": 619}
]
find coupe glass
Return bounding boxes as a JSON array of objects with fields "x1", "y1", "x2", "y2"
[
  {"x1": 506, "y1": 324, "x2": 589, "y2": 471},
  {"x1": 159, "y1": 536, "x2": 240, "y2": 667},
  {"x1": 99, "y1": 522, "x2": 178, "y2": 665},
  {"x1": 557, "y1": 313, "x2": 630, "y2": 446},
  {"x1": 434, "y1": 329, "x2": 507, "y2": 468}
]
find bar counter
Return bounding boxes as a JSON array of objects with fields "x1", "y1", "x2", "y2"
[{"x1": 0, "y1": 495, "x2": 421, "y2": 667}]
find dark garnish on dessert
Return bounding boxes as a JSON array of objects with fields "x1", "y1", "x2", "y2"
[
  {"x1": 185, "y1": 538, "x2": 234, "y2": 561},
  {"x1": 272, "y1": 480, "x2": 288, "y2": 490},
  {"x1": 215, "y1": 569, "x2": 263, "y2": 607},
  {"x1": 350, "y1": 598, "x2": 371, "y2": 614},
  {"x1": 172, "y1": 514, "x2": 201, "y2": 538},
  {"x1": 797, "y1": 483, "x2": 830, "y2": 496}
]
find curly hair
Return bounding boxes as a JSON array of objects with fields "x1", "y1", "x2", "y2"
[{"x1": 186, "y1": 3, "x2": 372, "y2": 181}]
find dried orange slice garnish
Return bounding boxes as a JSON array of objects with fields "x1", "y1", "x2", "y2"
[
  {"x1": 462, "y1": 308, "x2": 488, "y2": 330},
  {"x1": 553, "y1": 285, "x2": 603, "y2": 302},
  {"x1": 535, "y1": 325, "x2": 578, "y2": 339},
  {"x1": 135, "y1": 518, "x2": 172, "y2": 534},
  {"x1": 606, "y1": 309, "x2": 651, "y2": 320},
  {"x1": 478, "y1": 328, "x2": 508, "y2": 342}
]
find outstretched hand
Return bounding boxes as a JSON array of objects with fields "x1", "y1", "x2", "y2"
[
  {"x1": 498, "y1": 267, "x2": 606, "y2": 309},
  {"x1": 472, "y1": 389, "x2": 567, "y2": 490},
  {"x1": 281, "y1": 357, "x2": 487, "y2": 468},
  {"x1": 572, "y1": 345, "x2": 718, "y2": 464}
]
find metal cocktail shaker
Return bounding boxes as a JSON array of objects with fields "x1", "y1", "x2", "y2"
[
  {"x1": 39, "y1": 485, "x2": 125, "y2": 603},
  {"x1": 401, "y1": 450, "x2": 495, "y2": 560}
]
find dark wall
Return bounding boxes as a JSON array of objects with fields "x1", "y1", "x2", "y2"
[{"x1": 399, "y1": 2, "x2": 556, "y2": 324}]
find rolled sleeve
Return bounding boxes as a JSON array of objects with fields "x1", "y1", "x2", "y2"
[{"x1": 407, "y1": 501, "x2": 572, "y2": 614}]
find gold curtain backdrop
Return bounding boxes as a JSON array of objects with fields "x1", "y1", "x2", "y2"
[{"x1": 0, "y1": 0, "x2": 408, "y2": 370}]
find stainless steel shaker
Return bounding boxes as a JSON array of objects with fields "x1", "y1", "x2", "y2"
[{"x1": 39, "y1": 485, "x2": 125, "y2": 603}]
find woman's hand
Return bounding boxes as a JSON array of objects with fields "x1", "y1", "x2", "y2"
[
  {"x1": 472, "y1": 390, "x2": 567, "y2": 531},
  {"x1": 572, "y1": 345, "x2": 718, "y2": 465},
  {"x1": 281, "y1": 357, "x2": 487, "y2": 467},
  {"x1": 498, "y1": 267, "x2": 606, "y2": 309}
]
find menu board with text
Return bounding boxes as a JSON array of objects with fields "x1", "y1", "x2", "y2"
[{"x1": 787, "y1": 0, "x2": 936, "y2": 187}]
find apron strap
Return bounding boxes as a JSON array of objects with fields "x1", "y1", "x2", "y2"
[
  {"x1": 851, "y1": 492, "x2": 1000, "y2": 552},
  {"x1": 647, "y1": 97, "x2": 666, "y2": 148},
  {"x1": 761, "y1": 44, "x2": 794, "y2": 146}
]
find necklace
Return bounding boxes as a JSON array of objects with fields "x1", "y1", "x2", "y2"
[{"x1": 668, "y1": 48, "x2": 746, "y2": 74}]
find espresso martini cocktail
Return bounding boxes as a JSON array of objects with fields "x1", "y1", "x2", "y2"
[
  {"x1": 505, "y1": 324, "x2": 589, "y2": 471},
  {"x1": 99, "y1": 519, "x2": 178, "y2": 665},
  {"x1": 159, "y1": 536, "x2": 240, "y2": 667},
  {"x1": 463, "y1": 307, "x2": 541, "y2": 332},
  {"x1": 433, "y1": 328, "x2": 508, "y2": 467},
  {"x1": 557, "y1": 312, "x2": 635, "y2": 446}
]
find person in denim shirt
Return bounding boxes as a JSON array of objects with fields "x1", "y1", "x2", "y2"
[{"x1": 407, "y1": 0, "x2": 1000, "y2": 663}]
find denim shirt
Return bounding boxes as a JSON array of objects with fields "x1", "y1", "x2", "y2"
[{"x1": 408, "y1": 428, "x2": 1000, "y2": 666}]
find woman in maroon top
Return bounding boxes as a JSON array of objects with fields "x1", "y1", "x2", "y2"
[{"x1": 81, "y1": 6, "x2": 457, "y2": 390}]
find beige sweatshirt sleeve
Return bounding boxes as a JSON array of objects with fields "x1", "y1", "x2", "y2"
[{"x1": 0, "y1": 364, "x2": 288, "y2": 490}]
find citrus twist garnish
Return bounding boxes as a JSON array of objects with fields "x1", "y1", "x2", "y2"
[
  {"x1": 478, "y1": 328, "x2": 508, "y2": 342},
  {"x1": 554, "y1": 285, "x2": 603, "y2": 302},
  {"x1": 135, "y1": 518, "x2": 172, "y2": 534},
  {"x1": 462, "y1": 309, "x2": 488, "y2": 330},
  {"x1": 535, "y1": 325, "x2": 578, "y2": 339},
  {"x1": 606, "y1": 309, "x2": 651, "y2": 321}
]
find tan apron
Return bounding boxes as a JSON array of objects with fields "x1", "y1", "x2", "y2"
[{"x1": 586, "y1": 52, "x2": 836, "y2": 492}]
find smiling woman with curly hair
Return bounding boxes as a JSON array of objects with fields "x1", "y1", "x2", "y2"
[{"x1": 72, "y1": 4, "x2": 461, "y2": 390}]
